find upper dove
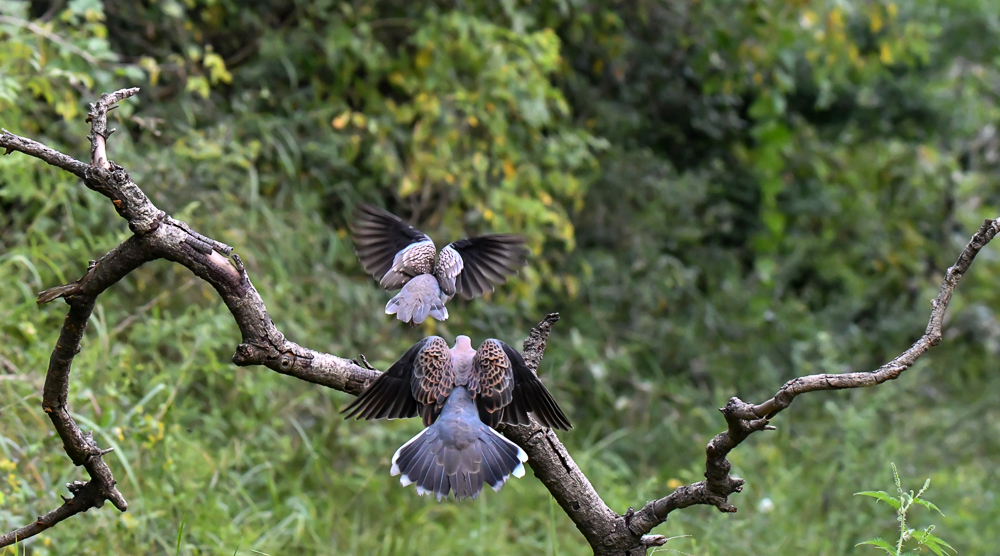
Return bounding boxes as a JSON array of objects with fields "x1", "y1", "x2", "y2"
[{"x1": 349, "y1": 204, "x2": 529, "y2": 324}]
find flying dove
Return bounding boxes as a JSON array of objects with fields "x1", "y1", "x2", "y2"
[
  {"x1": 349, "y1": 204, "x2": 529, "y2": 324},
  {"x1": 342, "y1": 335, "x2": 572, "y2": 501}
]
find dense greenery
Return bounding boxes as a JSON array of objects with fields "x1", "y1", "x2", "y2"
[{"x1": 3, "y1": 0, "x2": 1000, "y2": 553}]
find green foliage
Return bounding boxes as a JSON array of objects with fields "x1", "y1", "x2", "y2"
[
  {"x1": 856, "y1": 463, "x2": 956, "y2": 556},
  {"x1": 3, "y1": 0, "x2": 1000, "y2": 554}
]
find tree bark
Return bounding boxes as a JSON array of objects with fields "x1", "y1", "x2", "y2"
[{"x1": 1, "y1": 89, "x2": 996, "y2": 555}]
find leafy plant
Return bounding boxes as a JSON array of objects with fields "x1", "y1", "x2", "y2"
[{"x1": 855, "y1": 463, "x2": 955, "y2": 556}]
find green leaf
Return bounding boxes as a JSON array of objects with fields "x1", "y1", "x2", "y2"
[
  {"x1": 855, "y1": 537, "x2": 897, "y2": 555},
  {"x1": 912, "y1": 529, "x2": 956, "y2": 556},
  {"x1": 175, "y1": 513, "x2": 186, "y2": 556},
  {"x1": 854, "y1": 491, "x2": 902, "y2": 510},
  {"x1": 911, "y1": 497, "x2": 945, "y2": 516}
]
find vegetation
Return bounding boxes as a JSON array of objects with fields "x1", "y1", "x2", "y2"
[
  {"x1": 3, "y1": 0, "x2": 1000, "y2": 553},
  {"x1": 855, "y1": 463, "x2": 955, "y2": 556}
]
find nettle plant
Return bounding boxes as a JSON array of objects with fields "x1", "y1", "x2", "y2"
[{"x1": 855, "y1": 463, "x2": 955, "y2": 556}]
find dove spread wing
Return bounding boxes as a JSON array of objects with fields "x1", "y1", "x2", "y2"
[
  {"x1": 350, "y1": 204, "x2": 436, "y2": 289},
  {"x1": 437, "y1": 235, "x2": 529, "y2": 300}
]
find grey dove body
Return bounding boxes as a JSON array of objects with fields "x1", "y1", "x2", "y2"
[
  {"x1": 342, "y1": 335, "x2": 572, "y2": 500},
  {"x1": 349, "y1": 204, "x2": 529, "y2": 324}
]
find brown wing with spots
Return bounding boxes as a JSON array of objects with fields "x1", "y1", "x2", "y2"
[
  {"x1": 350, "y1": 204, "x2": 436, "y2": 289},
  {"x1": 469, "y1": 339, "x2": 514, "y2": 428},
  {"x1": 410, "y1": 336, "x2": 457, "y2": 426}
]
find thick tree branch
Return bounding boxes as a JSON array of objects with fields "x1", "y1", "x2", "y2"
[
  {"x1": 0, "y1": 90, "x2": 560, "y2": 547},
  {"x1": 502, "y1": 313, "x2": 626, "y2": 552},
  {"x1": 2, "y1": 88, "x2": 997, "y2": 556}
]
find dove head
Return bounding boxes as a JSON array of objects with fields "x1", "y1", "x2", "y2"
[
  {"x1": 450, "y1": 335, "x2": 476, "y2": 378},
  {"x1": 454, "y1": 335, "x2": 473, "y2": 351}
]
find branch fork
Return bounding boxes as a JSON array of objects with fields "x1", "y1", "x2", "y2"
[{"x1": 1, "y1": 89, "x2": 996, "y2": 555}]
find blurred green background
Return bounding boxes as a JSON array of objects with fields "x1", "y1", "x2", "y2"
[{"x1": 2, "y1": 0, "x2": 1000, "y2": 554}]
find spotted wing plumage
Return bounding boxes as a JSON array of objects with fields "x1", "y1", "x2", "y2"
[
  {"x1": 433, "y1": 244, "x2": 464, "y2": 297},
  {"x1": 350, "y1": 204, "x2": 435, "y2": 289},
  {"x1": 410, "y1": 336, "x2": 457, "y2": 426},
  {"x1": 340, "y1": 338, "x2": 429, "y2": 422},
  {"x1": 469, "y1": 339, "x2": 514, "y2": 428},
  {"x1": 498, "y1": 341, "x2": 572, "y2": 430},
  {"x1": 441, "y1": 235, "x2": 529, "y2": 300},
  {"x1": 382, "y1": 241, "x2": 437, "y2": 290}
]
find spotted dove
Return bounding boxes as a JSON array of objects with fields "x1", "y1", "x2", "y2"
[
  {"x1": 349, "y1": 204, "x2": 529, "y2": 324},
  {"x1": 342, "y1": 335, "x2": 572, "y2": 501}
]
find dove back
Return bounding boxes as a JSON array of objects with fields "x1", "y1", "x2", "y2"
[{"x1": 390, "y1": 387, "x2": 527, "y2": 501}]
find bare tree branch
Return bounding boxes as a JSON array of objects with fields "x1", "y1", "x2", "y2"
[
  {"x1": 1, "y1": 88, "x2": 997, "y2": 555},
  {"x1": 0, "y1": 90, "x2": 565, "y2": 548},
  {"x1": 621, "y1": 217, "x2": 1000, "y2": 547}
]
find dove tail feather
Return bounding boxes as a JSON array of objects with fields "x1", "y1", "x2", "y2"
[
  {"x1": 390, "y1": 388, "x2": 526, "y2": 501},
  {"x1": 385, "y1": 274, "x2": 449, "y2": 324}
]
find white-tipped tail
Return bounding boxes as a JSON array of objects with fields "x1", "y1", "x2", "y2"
[{"x1": 389, "y1": 393, "x2": 528, "y2": 501}]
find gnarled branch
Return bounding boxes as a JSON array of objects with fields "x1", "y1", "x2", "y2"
[
  {"x1": 0, "y1": 90, "x2": 559, "y2": 548},
  {"x1": 1, "y1": 89, "x2": 996, "y2": 556},
  {"x1": 619, "y1": 218, "x2": 1000, "y2": 547}
]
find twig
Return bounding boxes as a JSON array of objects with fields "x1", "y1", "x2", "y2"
[
  {"x1": 622, "y1": 217, "x2": 1000, "y2": 546},
  {"x1": 0, "y1": 88, "x2": 996, "y2": 555}
]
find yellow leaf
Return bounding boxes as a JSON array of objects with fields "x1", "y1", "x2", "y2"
[
  {"x1": 185, "y1": 75, "x2": 210, "y2": 99},
  {"x1": 828, "y1": 8, "x2": 843, "y2": 29},
  {"x1": 351, "y1": 112, "x2": 367, "y2": 128},
  {"x1": 502, "y1": 159, "x2": 517, "y2": 180},
  {"x1": 140, "y1": 56, "x2": 160, "y2": 86},
  {"x1": 467, "y1": 115, "x2": 479, "y2": 127},
  {"x1": 415, "y1": 48, "x2": 432, "y2": 70},
  {"x1": 55, "y1": 90, "x2": 79, "y2": 121},
  {"x1": 880, "y1": 43, "x2": 893, "y2": 64},
  {"x1": 753, "y1": 72, "x2": 763, "y2": 85},
  {"x1": 799, "y1": 10, "x2": 816, "y2": 28},
  {"x1": 399, "y1": 176, "x2": 419, "y2": 196},
  {"x1": 870, "y1": 12, "x2": 884, "y2": 33},
  {"x1": 565, "y1": 275, "x2": 579, "y2": 298},
  {"x1": 203, "y1": 51, "x2": 233, "y2": 85},
  {"x1": 539, "y1": 192, "x2": 553, "y2": 206},
  {"x1": 332, "y1": 111, "x2": 351, "y2": 130},
  {"x1": 667, "y1": 478, "x2": 684, "y2": 489},
  {"x1": 484, "y1": 209, "x2": 495, "y2": 221},
  {"x1": 887, "y1": 2, "x2": 898, "y2": 18}
]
